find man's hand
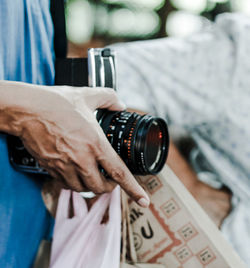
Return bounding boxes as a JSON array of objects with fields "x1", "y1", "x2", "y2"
[{"x1": 0, "y1": 81, "x2": 150, "y2": 207}]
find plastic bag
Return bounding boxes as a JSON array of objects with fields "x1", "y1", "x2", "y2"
[{"x1": 50, "y1": 186, "x2": 121, "y2": 268}]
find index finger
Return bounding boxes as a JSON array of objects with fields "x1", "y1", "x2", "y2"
[{"x1": 96, "y1": 140, "x2": 150, "y2": 208}]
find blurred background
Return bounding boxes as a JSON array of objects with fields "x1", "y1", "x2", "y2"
[{"x1": 65, "y1": 0, "x2": 250, "y2": 56}]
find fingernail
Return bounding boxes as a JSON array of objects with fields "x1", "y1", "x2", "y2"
[
  {"x1": 138, "y1": 197, "x2": 150, "y2": 208},
  {"x1": 119, "y1": 101, "x2": 126, "y2": 110}
]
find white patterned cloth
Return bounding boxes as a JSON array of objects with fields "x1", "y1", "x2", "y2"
[{"x1": 111, "y1": 13, "x2": 250, "y2": 265}]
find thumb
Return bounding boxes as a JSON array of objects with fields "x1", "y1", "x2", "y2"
[{"x1": 88, "y1": 87, "x2": 126, "y2": 111}]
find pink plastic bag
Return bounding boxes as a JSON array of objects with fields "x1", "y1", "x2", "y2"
[{"x1": 49, "y1": 186, "x2": 121, "y2": 268}]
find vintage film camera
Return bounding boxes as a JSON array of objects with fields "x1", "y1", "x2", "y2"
[{"x1": 8, "y1": 48, "x2": 169, "y2": 175}]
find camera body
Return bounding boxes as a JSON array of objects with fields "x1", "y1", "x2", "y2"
[{"x1": 8, "y1": 48, "x2": 169, "y2": 175}]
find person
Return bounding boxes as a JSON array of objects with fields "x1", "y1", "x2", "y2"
[
  {"x1": 111, "y1": 12, "x2": 250, "y2": 265},
  {"x1": 0, "y1": 1, "x2": 150, "y2": 266}
]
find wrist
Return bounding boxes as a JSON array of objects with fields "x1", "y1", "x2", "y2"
[
  {"x1": 0, "y1": 81, "x2": 53, "y2": 137},
  {"x1": 0, "y1": 106, "x2": 24, "y2": 136}
]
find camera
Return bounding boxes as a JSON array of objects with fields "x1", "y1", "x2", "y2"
[{"x1": 8, "y1": 48, "x2": 169, "y2": 175}]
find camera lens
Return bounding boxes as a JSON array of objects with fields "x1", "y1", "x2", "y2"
[
  {"x1": 144, "y1": 122, "x2": 164, "y2": 171},
  {"x1": 97, "y1": 110, "x2": 169, "y2": 175}
]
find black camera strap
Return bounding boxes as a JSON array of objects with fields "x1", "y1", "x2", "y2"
[
  {"x1": 54, "y1": 58, "x2": 89, "y2": 86},
  {"x1": 50, "y1": 0, "x2": 116, "y2": 88},
  {"x1": 50, "y1": 0, "x2": 67, "y2": 58},
  {"x1": 50, "y1": 0, "x2": 89, "y2": 87}
]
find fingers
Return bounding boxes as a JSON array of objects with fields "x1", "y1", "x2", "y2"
[
  {"x1": 44, "y1": 156, "x2": 117, "y2": 194},
  {"x1": 46, "y1": 165, "x2": 87, "y2": 192},
  {"x1": 85, "y1": 87, "x2": 126, "y2": 112},
  {"x1": 76, "y1": 158, "x2": 117, "y2": 194},
  {"x1": 95, "y1": 140, "x2": 150, "y2": 208}
]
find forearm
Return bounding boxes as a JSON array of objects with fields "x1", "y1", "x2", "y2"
[
  {"x1": 167, "y1": 140, "x2": 232, "y2": 227},
  {"x1": 167, "y1": 140, "x2": 200, "y2": 196}
]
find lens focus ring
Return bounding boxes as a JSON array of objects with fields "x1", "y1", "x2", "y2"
[{"x1": 98, "y1": 110, "x2": 169, "y2": 175}]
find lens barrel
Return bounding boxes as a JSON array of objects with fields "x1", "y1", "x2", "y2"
[{"x1": 97, "y1": 110, "x2": 169, "y2": 175}]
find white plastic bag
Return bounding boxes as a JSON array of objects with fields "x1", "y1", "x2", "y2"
[{"x1": 50, "y1": 186, "x2": 121, "y2": 268}]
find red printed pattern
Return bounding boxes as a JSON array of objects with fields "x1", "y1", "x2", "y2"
[{"x1": 148, "y1": 203, "x2": 182, "y2": 263}]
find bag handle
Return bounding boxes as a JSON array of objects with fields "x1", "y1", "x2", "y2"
[
  {"x1": 55, "y1": 189, "x2": 112, "y2": 223},
  {"x1": 55, "y1": 189, "x2": 72, "y2": 222},
  {"x1": 72, "y1": 191, "x2": 88, "y2": 218},
  {"x1": 108, "y1": 186, "x2": 121, "y2": 221}
]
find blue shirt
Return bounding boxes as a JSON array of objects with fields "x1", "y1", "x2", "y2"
[
  {"x1": 0, "y1": 1, "x2": 55, "y2": 266},
  {"x1": 0, "y1": 0, "x2": 54, "y2": 83}
]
